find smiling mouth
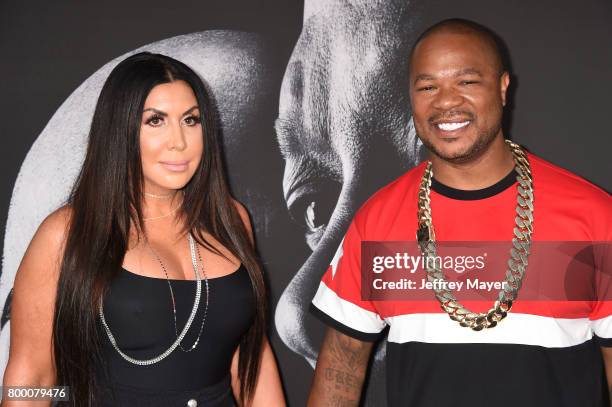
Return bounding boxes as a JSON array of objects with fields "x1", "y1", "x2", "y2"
[{"x1": 436, "y1": 121, "x2": 471, "y2": 131}]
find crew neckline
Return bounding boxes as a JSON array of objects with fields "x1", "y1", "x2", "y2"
[{"x1": 431, "y1": 168, "x2": 517, "y2": 200}]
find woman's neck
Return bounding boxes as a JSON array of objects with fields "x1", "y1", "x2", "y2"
[{"x1": 141, "y1": 190, "x2": 183, "y2": 221}]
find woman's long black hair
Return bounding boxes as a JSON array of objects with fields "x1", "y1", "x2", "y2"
[{"x1": 52, "y1": 52, "x2": 266, "y2": 406}]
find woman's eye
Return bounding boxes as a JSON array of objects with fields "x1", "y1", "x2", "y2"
[
  {"x1": 146, "y1": 115, "x2": 164, "y2": 126},
  {"x1": 183, "y1": 116, "x2": 201, "y2": 126}
]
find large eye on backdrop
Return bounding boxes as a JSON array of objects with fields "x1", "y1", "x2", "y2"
[{"x1": 286, "y1": 179, "x2": 341, "y2": 250}]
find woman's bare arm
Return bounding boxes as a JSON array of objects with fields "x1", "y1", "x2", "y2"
[
  {"x1": 230, "y1": 338, "x2": 286, "y2": 406},
  {"x1": 230, "y1": 200, "x2": 285, "y2": 405},
  {"x1": 1, "y1": 208, "x2": 69, "y2": 406}
]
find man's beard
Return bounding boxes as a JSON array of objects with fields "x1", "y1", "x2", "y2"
[{"x1": 417, "y1": 121, "x2": 501, "y2": 164}]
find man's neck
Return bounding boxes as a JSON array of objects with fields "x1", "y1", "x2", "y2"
[{"x1": 429, "y1": 135, "x2": 516, "y2": 191}]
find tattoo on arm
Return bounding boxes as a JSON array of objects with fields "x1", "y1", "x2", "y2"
[
  {"x1": 309, "y1": 329, "x2": 373, "y2": 406},
  {"x1": 328, "y1": 330, "x2": 370, "y2": 372}
]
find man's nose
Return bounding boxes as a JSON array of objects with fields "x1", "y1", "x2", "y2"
[{"x1": 432, "y1": 86, "x2": 464, "y2": 111}]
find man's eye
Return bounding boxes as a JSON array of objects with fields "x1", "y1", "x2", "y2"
[
  {"x1": 289, "y1": 190, "x2": 337, "y2": 232},
  {"x1": 417, "y1": 86, "x2": 435, "y2": 92},
  {"x1": 304, "y1": 201, "x2": 323, "y2": 231},
  {"x1": 286, "y1": 179, "x2": 341, "y2": 247},
  {"x1": 460, "y1": 80, "x2": 479, "y2": 85}
]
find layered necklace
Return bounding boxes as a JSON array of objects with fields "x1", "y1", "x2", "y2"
[
  {"x1": 142, "y1": 192, "x2": 182, "y2": 222},
  {"x1": 416, "y1": 139, "x2": 534, "y2": 331},
  {"x1": 146, "y1": 237, "x2": 209, "y2": 352},
  {"x1": 99, "y1": 233, "x2": 210, "y2": 365}
]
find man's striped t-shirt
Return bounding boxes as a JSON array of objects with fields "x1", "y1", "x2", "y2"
[{"x1": 311, "y1": 153, "x2": 612, "y2": 407}]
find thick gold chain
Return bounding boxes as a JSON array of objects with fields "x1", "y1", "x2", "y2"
[{"x1": 416, "y1": 140, "x2": 534, "y2": 331}]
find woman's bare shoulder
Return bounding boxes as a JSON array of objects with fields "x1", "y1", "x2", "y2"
[
  {"x1": 36, "y1": 205, "x2": 72, "y2": 248},
  {"x1": 231, "y1": 198, "x2": 254, "y2": 243},
  {"x1": 231, "y1": 198, "x2": 248, "y2": 217},
  {"x1": 23, "y1": 205, "x2": 73, "y2": 270}
]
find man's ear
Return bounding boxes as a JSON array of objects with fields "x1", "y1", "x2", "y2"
[{"x1": 500, "y1": 71, "x2": 510, "y2": 107}]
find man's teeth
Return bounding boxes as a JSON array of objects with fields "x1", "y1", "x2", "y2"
[{"x1": 437, "y1": 121, "x2": 470, "y2": 131}]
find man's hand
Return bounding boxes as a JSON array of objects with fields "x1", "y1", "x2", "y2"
[{"x1": 307, "y1": 328, "x2": 374, "y2": 406}]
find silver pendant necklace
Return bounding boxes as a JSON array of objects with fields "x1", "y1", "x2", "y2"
[
  {"x1": 146, "y1": 237, "x2": 209, "y2": 352},
  {"x1": 99, "y1": 233, "x2": 204, "y2": 365}
]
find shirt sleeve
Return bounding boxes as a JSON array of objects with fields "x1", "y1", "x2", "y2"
[
  {"x1": 590, "y1": 241, "x2": 612, "y2": 346},
  {"x1": 310, "y1": 218, "x2": 387, "y2": 342}
]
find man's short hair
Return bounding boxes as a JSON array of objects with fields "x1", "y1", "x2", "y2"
[{"x1": 410, "y1": 18, "x2": 508, "y2": 74}]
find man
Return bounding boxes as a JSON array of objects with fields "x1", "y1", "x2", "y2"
[{"x1": 308, "y1": 18, "x2": 612, "y2": 407}]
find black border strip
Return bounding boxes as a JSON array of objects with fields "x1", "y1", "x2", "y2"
[
  {"x1": 594, "y1": 335, "x2": 612, "y2": 347},
  {"x1": 431, "y1": 168, "x2": 517, "y2": 200},
  {"x1": 309, "y1": 303, "x2": 384, "y2": 342}
]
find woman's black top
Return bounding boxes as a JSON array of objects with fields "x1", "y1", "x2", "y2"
[{"x1": 96, "y1": 264, "x2": 254, "y2": 406}]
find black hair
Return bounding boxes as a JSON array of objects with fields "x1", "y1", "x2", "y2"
[{"x1": 409, "y1": 18, "x2": 508, "y2": 74}]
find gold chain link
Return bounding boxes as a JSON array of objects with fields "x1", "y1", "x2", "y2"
[{"x1": 416, "y1": 140, "x2": 534, "y2": 331}]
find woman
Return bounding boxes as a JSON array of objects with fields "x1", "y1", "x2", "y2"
[{"x1": 2, "y1": 52, "x2": 285, "y2": 406}]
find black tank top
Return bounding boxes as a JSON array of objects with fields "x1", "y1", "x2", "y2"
[{"x1": 97, "y1": 264, "x2": 254, "y2": 393}]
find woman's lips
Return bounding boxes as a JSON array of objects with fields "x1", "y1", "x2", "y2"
[{"x1": 160, "y1": 161, "x2": 189, "y2": 172}]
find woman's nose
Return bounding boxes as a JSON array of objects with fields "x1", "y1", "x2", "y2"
[{"x1": 167, "y1": 121, "x2": 187, "y2": 151}]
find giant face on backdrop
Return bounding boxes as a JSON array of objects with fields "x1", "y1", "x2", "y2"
[{"x1": 274, "y1": 0, "x2": 424, "y2": 403}]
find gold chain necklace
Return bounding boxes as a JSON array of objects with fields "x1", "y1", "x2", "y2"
[
  {"x1": 143, "y1": 194, "x2": 183, "y2": 221},
  {"x1": 145, "y1": 191, "x2": 174, "y2": 199},
  {"x1": 416, "y1": 139, "x2": 534, "y2": 331},
  {"x1": 142, "y1": 204, "x2": 181, "y2": 221}
]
